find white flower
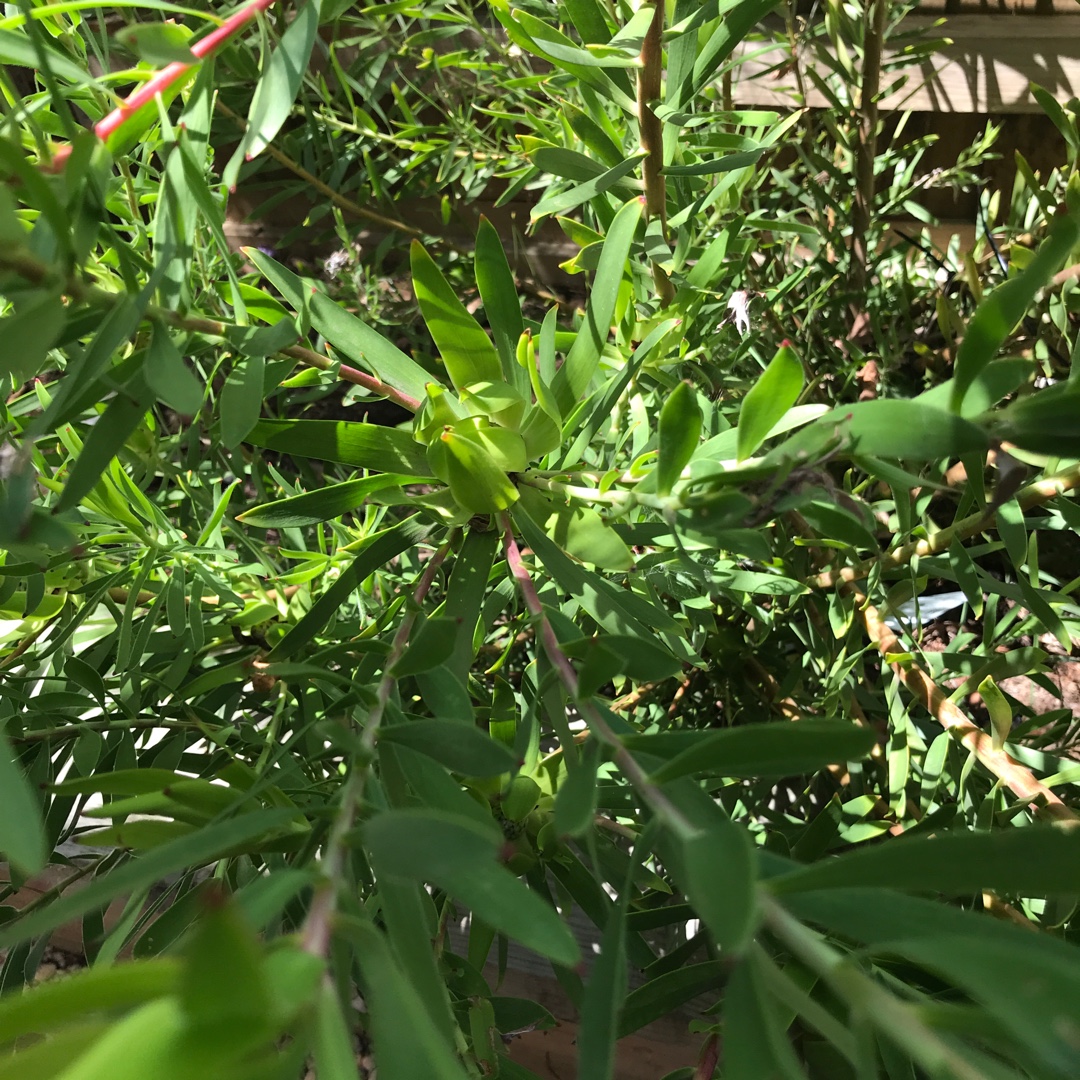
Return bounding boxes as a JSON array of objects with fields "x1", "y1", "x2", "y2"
[
  {"x1": 323, "y1": 249, "x2": 351, "y2": 279},
  {"x1": 727, "y1": 290, "x2": 751, "y2": 336}
]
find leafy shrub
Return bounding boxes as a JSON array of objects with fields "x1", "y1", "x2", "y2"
[{"x1": 1, "y1": 1, "x2": 1080, "y2": 1078}]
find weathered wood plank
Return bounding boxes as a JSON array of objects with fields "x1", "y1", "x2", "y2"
[{"x1": 733, "y1": 15, "x2": 1080, "y2": 113}]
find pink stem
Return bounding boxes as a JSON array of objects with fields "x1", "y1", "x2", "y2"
[{"x1": 48, "y1": 0, "x2": 279, "y2": 169}]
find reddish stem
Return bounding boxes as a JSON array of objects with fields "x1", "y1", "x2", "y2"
[{"x1": 48, "y1": 0, "x2": 279, "y2": 170}]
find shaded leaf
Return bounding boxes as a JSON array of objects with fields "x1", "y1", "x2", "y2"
[{"x1": 379, "y1": 720, "x2": 515, "y2": 777}]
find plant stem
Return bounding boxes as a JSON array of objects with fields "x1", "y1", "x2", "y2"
[
  {"x1": 637, "y1": 0, "x2": 674, "y2": 307},
  {"x1": 301, "y1": 537, "x2": 453, "y2": 958},
  {"x1": 214, "y1": 99, "x2": 434, "y2": 243},
  {"x1": 46, "y1": 0, "x2": 280, "y2": 172},
  {"x1": 859, "y1": 594, "x2": 1078, "y2": 826},
  {"x1": 498, "y1": 513, "x2": 694, "y2": 839},
  {"x1": 810, "y1": 461, "x2": 1080, "y2": 588},
  {"x1": 0, "y1": 246, "x2": 420, "y2": 413},
  {"x1": 761, "y1": 894, "x2": 988, "y2": 1080},
  {"x1": 848, "y1": 0, "x2": 887, "y2": 321}
]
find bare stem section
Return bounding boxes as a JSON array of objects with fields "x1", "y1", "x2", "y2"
[
  {"x1": 859, "y1": 595, "x2": 1078, "y2": 826},
  {"x1": 499, "y1": 513, "x2": 693, "y2": 838},
  {"x1": 811, "y1": 461, "x2": 1080, "y2": 588},
  {"x1": 301, "y1": 538, "x2": 453, "y2": 958},
  {"x1": 0, "y1": 246, "x2": 420, "y2": 412},
  {"x1": 637, "y1": 0, "x2": 675, "y2": 307},
  {"x1": 849, "y1": 0, "x2": 887, "y2": 320}
]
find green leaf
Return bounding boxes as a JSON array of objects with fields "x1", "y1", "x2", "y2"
[
  {"x1": 364, "y1": 809, "x2": 580, "y2": 966},
  {"x1": 411, "y1": 240, "x2": 502, "y2": 390},
  {"x1": 313, "y1": 978, "x2": 361, "y2": 1080},
  {"x1": 114, "y1": 21, "x2": 197, "y2": 65},
  {"x1": 1034, "y1": 84, "x2": 1079, "y2": 153},
  {"x1": 51, "y1": 768, "x2": 195, "y2": 797},
  {"x1": 0, "y1": 729, "x2": 47, "y2": 876},
  {"x1": 678, "y1": 0, "x2": 782, "y2": 106},
  {"x1": 392, "y1": 617, "x2": 459, "y2": 677},
  {"x1": 791, "y1": 885, "x2": 1080, "y2": 1079},
  {"x1": 226, "y1": 0, "x2": 322, "y2": 174},
  {"x1": 237, "y1": 474, "x2": 413, "y2": 528},
  {"x1": 657, "y1": 381, "x2": 703, "y2": 495},
  {"x1": 46, "y1": 997, "x2": 187, "y2": 1080},
  {"x1": 56, "y1": 376, "x2": 155, "y2": 514},
  {"x1": 442, "y1": 528, "x2": 499, "y2": 683},
  {"x1": 245, "y1": 420, "x2": 433, "y2": 477},
  {"x1": 554, "y1": 741, "x2": 600, "y2": 838},
  {"x1": 518, "y1": 487, "x2": 634, "y2": 570},
  {"x1": 577, "y1": 846, "x2": 629, "y2": 1080},
  {"x1": 246, "y1": 248, "x2": 431, "y2": 403},
  {"x1": 181, "y1": 890, "x2": 271, "y2": 1045},
  {"x1": 551, "y1": 196, "x2": 644, "y2": 414},
  {"x1": 145, "y1": 323, "x2": 202, "y2": 415},
  {"x1": 341, "y1": 916, "x2": 471, "y2": 1080},
  {"x1": 0, "y1": 809, "x2": 298, "y2": 950},
  {"x1": 679, "y1": 819, "x2": 757, "y2": 954},
  {"x1": 770, "y1": 825, "x2": 1080, "y2": 896},
  {"x1": 994, "y1": 382, "x2": 1080, "y2": 456},
  {"x1": 563, "y1": 634, "x2": 682, "y2": 685},
  {"x1": 631, "y1": 720, "x2": 876, "y2": 783},
  {"x1": 618, "y1": 962, "x2": 725, "y2": 1037},
  {"x1": 0, "y1": 959, "x2": 179, "y2": 1045},
  {"x1": 951, "y1": 212, "x2": 1080, "y2": 412},
  {"x1": 0, "y1": 291, "x2": 66, "y2": 382},
  {"x1": 269, "y1": 516, "x2": 432, "y2": 660},
  {"x1": 767, "y1": 399, "x2": 988, "y2": 464},
  {"x1": 533, "y1": 152, "x2": 645, "y2": 222},
  {"x1": 475, "y1": 217, "x2": 529, "y2": 392},
  {"x1": 427, "y1": 425, "x2": 521, "y2": 514},
  {"x1": 737, "y1": 342, "x2": 803, "y2": 462},
  {"x1": 221, "y1": 354, "x2": 265, "y2": 449},
  {"x1": 664, "y1": 149, "x2": 765, "y2": 176},
  {"x1": 225, "y1": 319, "x2": 301, "y2": 358},
  {"x1": 723, "y1": 955, "x2": 808, "y2": 1080},
  {"x1": 380, "y1": 720, "x2": 515, "y2": 778},
  {"x1": 891, "y1": 934, "x2": 1080, "y2": 1079},
  {"x1": 512, "y1": 504, "x2": 681, "y2": 639}
]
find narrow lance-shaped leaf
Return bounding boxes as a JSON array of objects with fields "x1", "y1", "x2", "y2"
[
  {"x1": 246, "y1": 248, "x2": 431, "y2": 403},
  {"x1": 221, "y1": 354, "x2": 265, "y2": 449},
  {"x1": 475, "y1": 216, "x2": 529, "y2": 394},
  {"x1": 656, "y1": 380, "x2": 702, "y2": 496},
  {"x1": 737, "y1": 341, "x2": 803, "y2": 462},
  {"x1": 225, "y1": 0, "x2": 323, "y2": 186},
  {"x1": 237, "y1": 474, "x2": 411, "y2": 529},
  {"x1": 552, "y1": 197, "x2": 644, "y2": 415},
  {"x1": 0, "y1": 729, "x2": 47, "y2": 876},
  {"x1": 363, "y1": 809, "x2": 580, "y2": 967},
  {"x1": 951, "y1": 210, "x2": 1080, "y2": 413},
  {"x1": 411, "y1": 241, "x2": 502, "y2": 390},
  {"x1": 770, "y1": 825, "x2": 1080, "y2": 896},
  {"x1": 631, "y1": 719, "x2": 876, "y2": 782},
  {"x1": 679, "y1": 818, "x2": 758, "y2": 955},
  {"x1": 146, "y1": 323, "x2": 202, "y2": 415},
  {"x1": 244, "y1": 420, "x2": 432, "y2": 478},
  {"x1": 56, "y1": 376, "x2": 155, "y2": 514}
]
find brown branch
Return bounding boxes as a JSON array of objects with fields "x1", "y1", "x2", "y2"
[
  {"x1": 499, "y1": 513, "x2": 694, "y2": 839},
  {"x1": 860, "y1": 595, "x2": 1077, "y2": 826},
  {"x1": 848, "y1": 0, "x2": 887, "y2": 327},
  {"x1": 811, "y1": 461, "x2": 1080, "y2": 589},
  {"x1": 637, "y1": 0, "x2": 674, "y2": 307},
  {"x1": 0, "y1": 247, "x2": 420, "y2": 412},
  {"x1": 215, "y1": 100, "x2": 431, "y2": 244}
]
